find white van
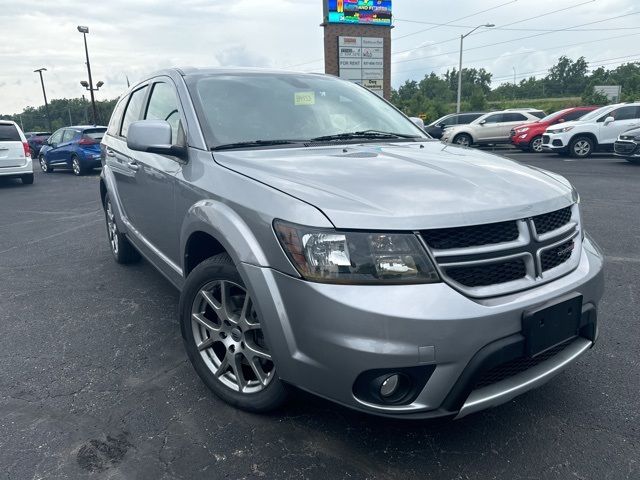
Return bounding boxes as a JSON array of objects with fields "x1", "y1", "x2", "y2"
[{"x1": 0, "y1": 120, "x2": 33, "y2": 184}]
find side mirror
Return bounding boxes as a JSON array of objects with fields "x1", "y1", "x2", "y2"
[
  {"x1": 603, "y1": 116, "x2": 615, "y2": 126},
  {"x1": 558, "y1": 118, "x2": 565, "y2": 123},
  {"x1": 127, "y1": 120, "x2": 186, "y2": 159},
  {"x1": 479, "y1": 119, "x2": 486, "y2": 125},
  {"x1": 409, "y1": 117, "x2": 425, "y2": 130}
]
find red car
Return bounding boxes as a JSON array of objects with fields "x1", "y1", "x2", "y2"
[{"x1": 510, "y1": 106, "x2": 598, "y2": 152}]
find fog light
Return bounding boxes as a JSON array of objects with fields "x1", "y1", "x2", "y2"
[{"x1": 380, "y1": 374, "x2": 400, "y2": 398}]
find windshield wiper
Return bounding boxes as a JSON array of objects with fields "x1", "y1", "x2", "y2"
[
  {"x1": 212, "y1": 139, "x2": 307, "y2": 151},
  {"x1": 310, "y1": 130, "x2": 420, "y2": 142}
]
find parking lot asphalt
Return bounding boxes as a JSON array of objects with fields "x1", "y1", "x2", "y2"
[{"x1": 0, "y1": 151, "x2": 638, "y2": 480}]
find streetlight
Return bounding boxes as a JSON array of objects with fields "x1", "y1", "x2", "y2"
[
  {"x1": 456, "y1": 23, "x2": 494, "y2": 113},
  {"x1": 33, "y1": 68, "x2": 52, "y2": 132},
  {"x1": 77, "y1": 25, "x2": 100, "y2": 125}
]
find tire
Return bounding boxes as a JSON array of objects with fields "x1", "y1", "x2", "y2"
[
  {"x1": 39, "y1": 155, "x2": 53, "y2": 173},
  {"x1": 71, "y1": 155, "x2": 85, "y2": 176},
  {"x1": 569, "y1": 136, "x2": 594, "y2": 158},
  {"x1": 179, "y1": 253, "x2": 288, "y2": 413},
  {"x1": 21, "y1": 174, "x2": 34, "y2": 185},
  {"x1": 528, "y1": 136, "x2": 543, "y2": 153},
  {"x1": 453, "y1": 133, "x2": 473, "y2": 147},
  {"x1": 103, "y1": 193, "x2": 140, "y2": 264}
]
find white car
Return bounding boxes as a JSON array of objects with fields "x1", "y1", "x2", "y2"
[
  {"x1": 441, "y1": 108, "x2": 545, "y2": 147},
  {"x1": 542, "y1": 102, "x2": 640, "y2": 158},
  {"x1": 0, "y1": 120, "x2": 33, "y2": 184}
]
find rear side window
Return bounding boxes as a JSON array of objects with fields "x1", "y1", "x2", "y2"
[
  {"x1": 503, "y1": 113, "x2": 528, "y2": 122},
  {"x1": 0, "y1": 124, "x2": 20, "y2": 141},
  {"x1": 107, "y1": 98, "x2": 127, "y2": 137},
  {"x1": 62, "y1": 129, "x2": 78, "y2": 143},
  {"x1": 145, "y1": 82, "x2": 181, "y2": 143},
  {"x1": 121, "y1": 86, "x2": 149, "y2": 138},
  {"x1": 563, "y1": 110, "x2": 588, "y2": 122}
]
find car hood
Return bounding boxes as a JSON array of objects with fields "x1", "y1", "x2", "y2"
[
  {"x1": 213, "y1": 142, "x2": 575, "y2": 230},
  {"x1": 546, "y1": 120, "x2": 583, "y2": 132},
  {"x1": 621, "y1": 126, "x2": 640, "y2": 137}
]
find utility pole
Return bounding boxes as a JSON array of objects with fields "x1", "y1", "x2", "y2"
[
  {"x1": 33, "y1": 68, "x2": 52, "y2": 132},
  {"x1": 457, "y1": 24, "x2": 494, "y2": 113},
  {"x1": 77, "y1": 26, "x2": 98, "y2": 125}
]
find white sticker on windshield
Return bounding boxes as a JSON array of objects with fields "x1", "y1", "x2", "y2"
[{"x1": 294, "y1": 91, "x2": 315, "y2": 106}]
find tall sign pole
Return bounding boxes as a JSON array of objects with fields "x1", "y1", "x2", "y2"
[{"x1": 322, "y1": 1, "x2": 393, "y2": 99}]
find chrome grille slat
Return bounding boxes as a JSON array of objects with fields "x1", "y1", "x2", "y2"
[{"x1": 421, "y1": 205, "x2": 582, "y2": 298}]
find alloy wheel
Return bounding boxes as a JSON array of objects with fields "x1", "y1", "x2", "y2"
[
  {"x1": 531, "y1": 137, "x2": 543, "y2": 153},
  {"x1": 72, "y1": 158, "x2": 81, "y2": 175},
  {"x1": 105, "y1": 199, "x2": 119, "y2": 255},
  {"x1": 191, "y1": 280, "x2": 274, "y2": 394},
  {"x1": 573, "y1": 140, "x2": 591, "y2": 157},
  {"x1": 40, "y1": 157, "x2": 48, "y2": 172},
  {"x1": 455, "y1": 135, "x2": 470, "y2": 147}
]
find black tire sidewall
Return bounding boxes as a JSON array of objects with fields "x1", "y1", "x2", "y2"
[
  {"x1": 103, "y1": 193, "x2": 139, "y2": 264},
  {"x1": 454, "y1": 133, "x2": 472, "y2": 146},
  {"x1": 179, "y1": 254, "x2": 287, "y2": 412}
]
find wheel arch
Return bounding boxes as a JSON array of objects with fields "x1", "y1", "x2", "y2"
[
  {"x1": 453, "y1": 131, "x2": 474, "y2": 144},
  {"x1": 569, "y1": 132, "x2": 598, "y2": 148}
]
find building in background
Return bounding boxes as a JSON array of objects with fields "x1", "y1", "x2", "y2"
[{"x1": 322, "y1": 0, "x2": 392, "y2": 99}]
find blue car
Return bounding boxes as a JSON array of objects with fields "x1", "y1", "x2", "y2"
[{"x1": 39, "y1": 125, "x2": 107, "y2": 176}]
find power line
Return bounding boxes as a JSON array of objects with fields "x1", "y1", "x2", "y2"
[
  {"x1": 393, "y1": 0, "x2": 518, "y2": 42},
  {"x1": 392, "y1": 31, "x2": 640, "y2": 76},
  {"x1": 394, "y1": 18, "x2": 640, "y2": 33},
  {"x1": 392, "y1": 12, "x2": 640, "y2": 65}
]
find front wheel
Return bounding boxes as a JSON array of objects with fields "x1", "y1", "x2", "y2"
[
  {"x1": 104, "y1": 194, "x2": 140, "y2": 264},
  {"x1": 179, "y1": 253, "x2": 288, "y2": 413},
  {"x1": 569, "y1": 137, "x2": 594, "y2": 158},
  {"x1": 40, "y1": 156, "x2": 52, "y2": 173},
  {"x1": 529, "y1": 136, "x2": 543, "y2": 153},
  {"x1": 453, "y1": 133, "x2": 472, "y2": 147}
]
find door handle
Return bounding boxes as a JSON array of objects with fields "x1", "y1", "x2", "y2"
[
  {"x1": 106, "y1": 148, "x2": 116, "y2": 157},
  {"x1": 127, "y1": 160, "x2": 140, "y2": 171}
]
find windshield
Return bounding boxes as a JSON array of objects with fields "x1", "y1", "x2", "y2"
[
  {"x1": 538, "y1": 109, "x2": 570, "y2": 123},
  {"x1": 578, "y1": 105, "x2": 613, "y2": 122},
  {"x1": 189, "y1": 73, "x2": 428, "y2": 148}
]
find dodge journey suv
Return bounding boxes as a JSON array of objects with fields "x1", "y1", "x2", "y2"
[{"x1": 100, "y1": 68, "x2": 604, "y2": 419}]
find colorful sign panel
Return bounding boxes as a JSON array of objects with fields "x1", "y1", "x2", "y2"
[{"x1": 327, "y1": 0, "x2": 392, "y2": 26}]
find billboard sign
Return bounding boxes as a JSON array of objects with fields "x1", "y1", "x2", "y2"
[
  {"x1": 327, "y1": 0, "x2": 392, "y2": 26},
  {"x1": 338, "y1": 36, "x2": 384, "y2": 94}
]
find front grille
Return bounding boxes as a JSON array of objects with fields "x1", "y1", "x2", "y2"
[
  {"x1": 474, "y1": 339, "x2": 574, "y2": 389},
  {"x1": 533, "y1": 207, "x2": 572, "y2": 235},
  {"x1": 542, "y1": 135, "x2": 550, "y2": 144},
  {"x1": 541, "y1": 239, "x2": 574, "y2": 271},
  {"x1": 510, "y1": 129, "x2": 516, "y2": 137},
  {"x1": 445, "y1": 259, "x2": 526, "y2": 287},
  {"x1": 614, "y1": 141, "x2": 637, "y2": 155},
  {"x1": 421, "y1": 221, "x2": 519, "y2": 250}
]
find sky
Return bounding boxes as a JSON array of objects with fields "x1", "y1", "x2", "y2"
[{"x1": 0, "y1": 0, "x2": 638, "y2": 114}]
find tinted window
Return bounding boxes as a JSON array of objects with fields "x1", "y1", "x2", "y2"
[
  {"x1": 62, "y1": 129, "x2": 78, "y2": 143},
  {"x1": 503, "y1": 113, "x2": 528, "y2": 122},
  {"x1": 0, "y1": 124, "x2": 20, "y2": 141},
  {"x1": 121, "y1": 86, "x2": 149, "y2": 138},
  {"x1": 439, "y1": 116, "x2": 456, "y2": 127},
  {"x1": 145, "y1": 82, "x2": 181, "y2": 143},
  {"x1": 84, "y1": 128, "x2": 107, "y2": 140},
  {"x1": 609, "y1": 106, "x2": 639, "y2": 121},
  {"x1": 48, "y1": 129, "x2": 64, "y2": 144},
  {"x1": 483, "y1": 114, "x2": 503, "y2": 124},
  {"x1": 460, "y1": 113, "x2": 483, "y2": 123},
  {"x1": 563, "y1": 110, "x2": 588, "y2": 122},
  {"x1": 107, "y1": 97, "x2": 127, "y2": 136},
  {"x1": 531, "y1": 111, "x2": 546, "y2": 119}
]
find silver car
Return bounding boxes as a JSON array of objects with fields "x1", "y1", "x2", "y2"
[{"x1": 100, "y1": 68, "x2": 604, "y2": 419}]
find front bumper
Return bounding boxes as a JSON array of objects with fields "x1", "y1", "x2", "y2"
[
  {"x1": 242, "y1": 236, "x2": 604, "y2": 419},
  {"x1": 542, "y1": 133, "x2": 570, "y2": 152},
  {"x1": 0, "y1": 158, "x2": 33, "y2": 177},
  {"x1": 614, "y1": 140, "x2": 640, "y2": 158}
]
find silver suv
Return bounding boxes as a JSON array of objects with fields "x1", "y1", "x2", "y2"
[
  {"x1": 100, "y1": 68, "x2": 603, "y2": 419},
  {"x1": 442, "y1": 108, "x2": 545, "y2": 147}
]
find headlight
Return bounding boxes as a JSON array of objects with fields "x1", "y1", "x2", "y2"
[
  {"x1": 548, "y1": 126, "x2": 574, "y2": 134},
  {"x1": 274, "y1": 220, "x2": 440, "y2": 285},
  {"x1": 517, "y1": 127, "x2": 530, "y2": 133}
]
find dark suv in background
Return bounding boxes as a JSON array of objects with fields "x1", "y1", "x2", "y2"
[{"x1": 25, "y1": 131, "x2": 51, "y2": 158}]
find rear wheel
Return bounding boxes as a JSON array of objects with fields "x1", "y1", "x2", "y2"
[
  {"x1": 104, "y1": 194, "x2": 140, "y2": 264},
  {"x1": 21, "y1": 174, "x2": 34, "y2": 185},
  {"x1": 179, "y1": 254, "x2": 288, "y2": 413},
  {"x1": 569, "y1": 137, "x2": 594, "y2": 158},
  {"x1": 39, "y1": 155, "x2": 52, "y2": 173},
  {"x1": 529, "y1": 136, "x2": 543, "y2": 153},
  {"x1": 71, "y1": 155, "x2": 85, "y2": 176},
  {"x1": 453, "y1": 133, "x2": 472, "y2": 147}
]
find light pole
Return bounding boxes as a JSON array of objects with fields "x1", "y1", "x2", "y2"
[
  {"x1": 456, "y1": 23, "x2": 494, "y2": 113},
  {"x1": 33, "y1": 68, "x2": 52, "y2": 132},
  {"x1": 77, "y1": 25, "x2": 100, "y2": 125}
]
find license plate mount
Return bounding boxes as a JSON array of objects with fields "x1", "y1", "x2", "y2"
[{"x1": 522, "y1": 294, "x2": 583, "y2": 358}]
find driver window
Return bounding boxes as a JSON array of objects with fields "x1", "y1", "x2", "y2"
[
  {"x1": 608, "y1": 106, "x2": 636, "y2": 121},
  {"x1": 145, "y1": 82, "x2": 181, "y2": 144},
  {"x1": 483, "y1": 114, "x2": 502, "y2": 124},
  {"x1": 49, "y1": 130, "x2": 64, "y2": 144}
]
